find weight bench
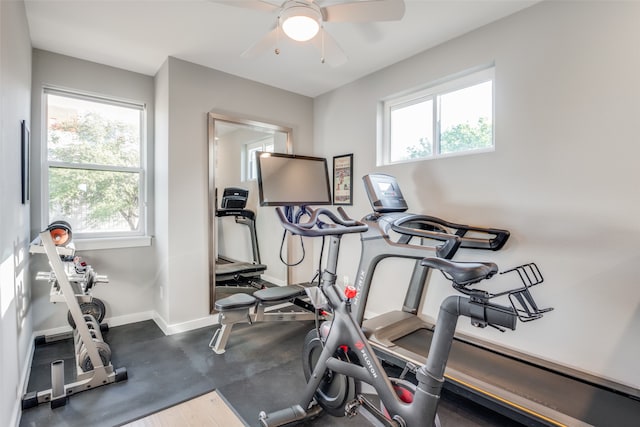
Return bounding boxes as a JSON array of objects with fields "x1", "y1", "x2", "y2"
[{"x1": 209, "y1": 284, "x2": 322, "y2": 354}]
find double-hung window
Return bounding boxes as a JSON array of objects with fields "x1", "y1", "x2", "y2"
[
  {"x1": 44, "y1": 88, "x2": 146, "y2": 240},
  {"x1": 381, "y1": 66, "x2": 495, "y2": 165}
]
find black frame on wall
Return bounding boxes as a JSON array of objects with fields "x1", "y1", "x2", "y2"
[
  {"x1": 332, "y1": 153, "x2": 353, "y2": 205},
  {"x1": 21, "y1": 120, "x2": 30, "y2": 204}
]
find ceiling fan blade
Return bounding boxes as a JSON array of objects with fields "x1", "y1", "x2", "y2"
[
  {"x1": 209, "y1": 0, "x2": 281, "y2": 13},
  {"x1": 241, "y1": 24, "x2": 281, "y2": 59},
  {"x1": 322, "y1": 0, "x2": 405, "y2": 23},
  {"x1": 310, "y1": 28, "x2": 347, "y2": 67}
]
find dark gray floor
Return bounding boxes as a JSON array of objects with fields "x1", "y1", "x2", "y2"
[{"x1": 20, "y1": 319, "x2": 524, "y2": 427}]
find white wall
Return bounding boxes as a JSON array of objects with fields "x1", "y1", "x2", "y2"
[
  {"x1": 30, "y1": 50, "x2": 157, "y2": 331},
  {"x1": 0, "y1": 1, "x2": 32, "y2": 426},
  {"x1": 153, "y1": 57, "x2": 313, "y2": 329},
  {"x1": 314, "y1": 1, "x2": 640, "y2": 389}
]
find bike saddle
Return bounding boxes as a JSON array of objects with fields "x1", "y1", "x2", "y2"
[{"x1": 421, "y1": 257, "x2": 498, "y2": 286}]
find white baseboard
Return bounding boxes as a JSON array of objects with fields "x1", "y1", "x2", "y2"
[
  {"x1": 32, "y1": 310, "x2": 218, "y2": 339},
  {"x1": 152, "y1": 312, "x2": 219, "y2": 336},
  {"x1": 107, "y1": 310, "x2": 155, "y2": 328},
  {"x1": 31, "y1": 310, "x2": 157, "y2": 338},
  {"x1": 262, "y1": 274, "x2": 285, "y2": 286},
  {"x1": 12, "y1": 336, "x2": 36, "y2": 427},
  {"x1": 19, "y1": 336, "x2": 36, "y2": 394}
]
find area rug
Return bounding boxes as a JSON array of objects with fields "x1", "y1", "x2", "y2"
[{"x1": 121, "y1": 390, "x2": 245, "y2": 427}]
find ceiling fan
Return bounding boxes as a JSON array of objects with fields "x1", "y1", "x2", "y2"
[{"x1": 212, "y1": 0, "x2": 406, "y2": 66}]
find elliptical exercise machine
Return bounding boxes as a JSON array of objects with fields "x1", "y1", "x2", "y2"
[{"x1": 258, "y1": 206, "x2": 551, "y2": 427}]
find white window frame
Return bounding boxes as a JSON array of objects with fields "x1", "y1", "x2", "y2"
[
  {"x1": 42, "y1": 87, "x2": 149, "y2": 248},
  {"x1": 380, "y1": 66, "x2": 495, "y2": 165},
  {"x1": 243, "y1": 136, "x2": 274, "y2": 181}
]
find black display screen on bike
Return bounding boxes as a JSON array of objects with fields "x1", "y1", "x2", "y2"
[{"x1": 256, "y1": 152, "x2": 332, "y2": 206}]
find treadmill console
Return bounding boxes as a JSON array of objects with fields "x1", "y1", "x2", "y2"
[
  {"x1": 363, "y1": 174, "x2": 408, "y2": 213},
  {"x1": 221, "y1": 187, "x2": 248, "y2": 209}
]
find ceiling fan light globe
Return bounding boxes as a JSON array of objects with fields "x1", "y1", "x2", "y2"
[
  {"x1": 282, "y1": 15, "x2": 319, "y2": 41},
  {"x1": 280, "y1": 4, "x2": 322, "y2": 42}
]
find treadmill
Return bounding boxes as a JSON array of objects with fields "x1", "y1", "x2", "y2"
[
  {"x1": 215, "y1": 187, "x2": 267, "y2": 284},
  {"x1": 355, "y1": 174, "x2": 640, "y2": 427}
]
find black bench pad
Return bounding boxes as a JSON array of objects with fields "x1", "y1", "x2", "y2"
[
  {"x1": 215, "y1": 293, "x2": 257, "y2": 311},
  {"x1": 253, "y1": 285, "x2": 306, "y2": 302}
]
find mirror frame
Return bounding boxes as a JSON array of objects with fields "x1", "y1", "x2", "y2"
[{"x1": 207, "y1": 112, "x2": 293, "y2": 312}]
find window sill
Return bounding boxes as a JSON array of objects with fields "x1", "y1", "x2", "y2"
[{"x1": 73, "y1": 236, "x2": 153, "y2": 251}]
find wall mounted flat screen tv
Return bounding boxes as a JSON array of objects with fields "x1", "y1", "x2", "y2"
[{"x1": 256, "y1": 152, "x2": 332, "y2": 206}]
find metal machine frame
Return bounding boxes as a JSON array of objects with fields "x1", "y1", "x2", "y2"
[
  {"x1": 353, "y1": 174, "x2": 640, "y2": 426},
  {"x1": 258, "y1": 206, "x2": 549, "y2": 427},
  {"x1": 215, "y1": 207, "x2": 266, "y2": 283},
  {"x1": 22, "y1": 230, "x2": 126, "y2": 409},
  {"x1": 209, "y1": 284, "x2": 322, "y2": 354}
]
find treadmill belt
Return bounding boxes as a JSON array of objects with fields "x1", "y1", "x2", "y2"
[
  {"x1": 393, "y1": 328, "x2": 640, "y2": 427},
  {"x1": 215, "y1": 256, "x2": 266, "y2": 281}
]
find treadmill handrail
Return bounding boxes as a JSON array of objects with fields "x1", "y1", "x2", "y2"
[
  {"x1": 391, "y1": 213, "x2": 510, "y2": 251},
  {"x1": 389, "y1": 218, "x2": 461, "y2": 259},
  {"x1": 216, "y1": 208, "x2": 256, "y2": 221}
]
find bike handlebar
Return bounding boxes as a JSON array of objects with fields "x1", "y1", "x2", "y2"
[{"x1": 275, "y1": 206, "x2": 369, "y2": 237}]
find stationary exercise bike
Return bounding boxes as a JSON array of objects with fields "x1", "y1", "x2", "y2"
[{"x1": 258, "y1": 206, "x2": 551, "y2": 427}]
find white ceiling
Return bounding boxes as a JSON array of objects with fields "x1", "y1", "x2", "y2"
[{"x1": 24, "y1": 0, "x2": 538, "y2": 97}]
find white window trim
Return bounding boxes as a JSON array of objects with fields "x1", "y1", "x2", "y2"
[
  {"x1": 380, "y1": 65, "x2": 495, "y2": 166},
  {"x1": 243, "y1": 136, "x2": 275, "y2": 181},
  {"x1": 42, "y1": 87, "x2": 149, "y2": 245},
  {"x1": 73, "y1": 235, "x2": 152, "y2": 251}
]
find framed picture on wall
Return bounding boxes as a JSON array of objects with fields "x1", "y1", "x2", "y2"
[
  {"x1": 333, "y1": 154, "x2": 353, "y2": 205},
  {"x1": 21, "y1": 120, "x2": 30, "y2": 204}
]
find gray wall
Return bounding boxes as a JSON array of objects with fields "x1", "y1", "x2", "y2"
[
  {"x1": 26, "y1": 52, "x2": 314, "y2": 336},
  {"x1": 153, "y1": 57, "x2": 314, "y2": 331},
  {"x1": 0, "y1": 2, "x2": 32, "y2": 426},
  {"x1": 314, "y1": 1, "x2": 640, "y2": 389},
  {"x1": 30, "y1": 50, "x2": 157, "y2": 330}
]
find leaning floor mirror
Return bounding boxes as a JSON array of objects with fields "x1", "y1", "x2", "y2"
[{"x1": 207, "y1": 112, "x2": 292, "y2": 312}]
